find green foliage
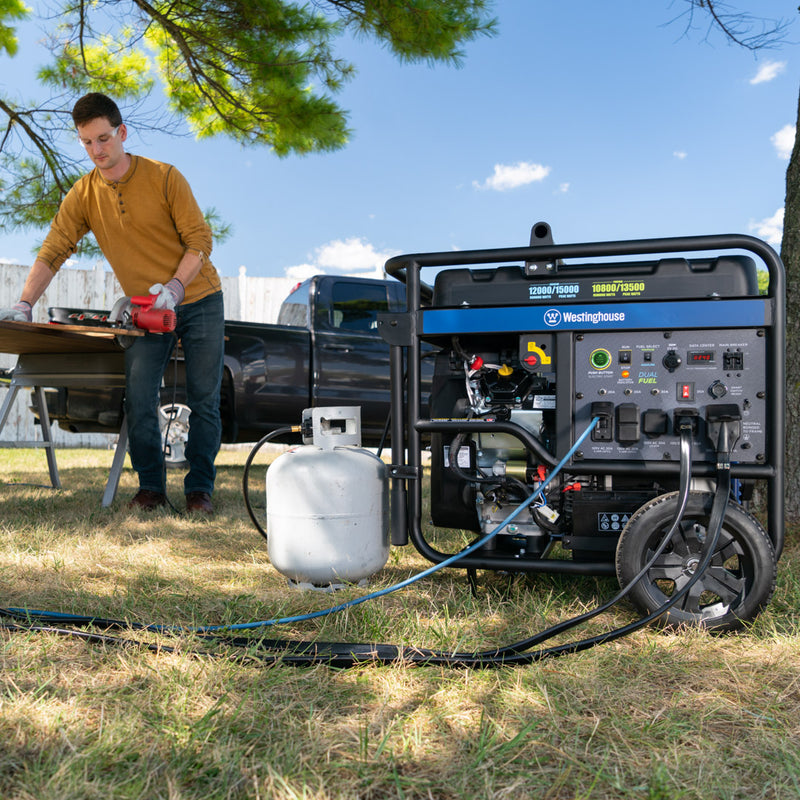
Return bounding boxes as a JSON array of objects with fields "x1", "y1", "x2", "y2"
[
  {"x1": 142, "y1": 1, "x2": 353, "y2": 154},
  {"x1": 0, "y1": 152, "x2": 84, "y2": 230},
  {"x1": 338, "y1": 0, "x2": 496, "y2": 65},
  {"x1": 202, "y1": 206, "x2": 233, "y2": 246},
  {"x1": 37, "y1": 40, "x2": 154, "y2": 97},
  {"x1": 0, "y1": 0, "x2": 496, "y2": 233},
  {"x1": 0, "y1": 0, "x2": 29, "y2": 57},
  {"x1": 757, "y1": 268, "x2": 769, "y2": 295}
]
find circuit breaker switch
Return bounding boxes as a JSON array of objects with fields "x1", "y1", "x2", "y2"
[
  {"x1": 615, "y1": 403, "x2": 640, "y2": 445},
  {"x1": 677, "y1": 382, "x2": 695, "y2": 402}
]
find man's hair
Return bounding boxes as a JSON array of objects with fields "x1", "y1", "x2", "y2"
[{"x1": 72, "y1": 93, "x2": 123, "y2": 128}]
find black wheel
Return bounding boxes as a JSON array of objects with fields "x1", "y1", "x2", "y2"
[
  {"x1": 616, "y1": 491, "x2": 776, "y2": 631},
  {"x1": 159, "y1": 403, "x2": 190, "y2": 469}
]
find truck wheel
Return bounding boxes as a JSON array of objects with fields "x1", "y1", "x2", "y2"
[
  {"x1": 159, "y1": 403, "x2": 190, "y2": 469},
  {"x1": 615, "y1": 491, "x2": 776, "y2": 632}
]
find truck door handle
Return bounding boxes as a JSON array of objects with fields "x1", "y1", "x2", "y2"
[{"x1": 323, "y1": 344, "x2": 352, "y2": 353}]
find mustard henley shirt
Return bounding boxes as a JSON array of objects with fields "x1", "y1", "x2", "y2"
[{"x1": 37, "y1": 155, "x2": 222, "y2": 304}]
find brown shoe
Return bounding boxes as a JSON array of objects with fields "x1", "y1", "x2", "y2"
[
  {"x1": 127, "y1": 489, "x2": 167, "y2": 511},
  {"x1": 186, "y1": 491, "x2": 213, "y2": 515}
]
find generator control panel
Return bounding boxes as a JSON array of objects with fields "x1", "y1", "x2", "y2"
[{"x1": 573, "y1": 327, "x2": 768, "y2": 463}]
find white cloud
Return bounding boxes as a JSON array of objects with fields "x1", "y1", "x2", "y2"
[
  {"x1": 673, "y1": 151, "x2": 687, "y2": 160},
  {"x1": 772, "y1": 124, "x2": 795, "y2": 160},
  {"x1": 749, "y1": 208, "x2": 784, "y2": 246},
  {"x1": 284, "y1": 237, "x2": 400, "y2": 281},
  {"x1": 284, "y1": 262, "x2": 319, "y2": 282},
  {"x1": 750, "y1": 60, "x2": 786, "y2": 85},
  {"x1": 474, "y1": 161, "x2": 551, "y2": 192}
]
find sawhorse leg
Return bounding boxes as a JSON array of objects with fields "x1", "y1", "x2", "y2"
[
  {"x1": 0, "y1": 381, "x2": 62, "y2": 489},
  {"x1": 31, "y1": 386, "x2": 62, "y2": 489},
  {"x1": 101, "y1": 414, "x2": 128, "y2": 508}
]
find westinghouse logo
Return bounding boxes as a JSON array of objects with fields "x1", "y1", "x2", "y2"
[
  {"x1": 544, "y1": 308, "x2": 626, "y2": 327},
  {"x1": 543, "y1": 309, "x2": 562, "y2": 327}
]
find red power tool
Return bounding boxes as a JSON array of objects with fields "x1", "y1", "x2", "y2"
[
  {"x1": 106, "y1": 293, "x2": 177, "y2": 348},
  {"x1": 128, "y1": 294, "x2": 177, "y2": 333}
]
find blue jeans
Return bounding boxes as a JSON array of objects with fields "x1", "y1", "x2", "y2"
[{"x1": 124, "y1": 291, "x2": 225, "y2": 496}]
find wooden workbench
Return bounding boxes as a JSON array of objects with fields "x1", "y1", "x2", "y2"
[
  {"x1": 0, "y1": 319, "x2": 141, "y2": 354},
  {"x1": 0, "y1": 320, "x2": 142, "y2": 504}
]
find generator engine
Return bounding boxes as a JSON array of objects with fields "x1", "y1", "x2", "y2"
[
  {"x1": 430, "y1": 342, "x2": 558, "y2": 554},
  {"x1": 378, "y1": 224, "x2": 785, "y2": 630}
]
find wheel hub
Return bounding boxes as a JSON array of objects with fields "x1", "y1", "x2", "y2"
[{"x1": 682, "y1": 556, "x2": 700, "y2": 577}]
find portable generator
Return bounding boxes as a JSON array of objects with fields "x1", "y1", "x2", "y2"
[{"x1": 378, "y1": 224, "x2": 785, "y2": 631}]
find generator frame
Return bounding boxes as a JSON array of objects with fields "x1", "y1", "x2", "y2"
[{"x1": 379, "y1": 232, "x2": 785, "y2": 576}]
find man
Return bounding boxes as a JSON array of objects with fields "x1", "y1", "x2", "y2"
[{"x1": 0, "y1": 93, "x2": 224, "y2": 515}]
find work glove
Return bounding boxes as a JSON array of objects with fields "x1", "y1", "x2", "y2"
[
  {"x1": 0, "y1": 301, "x2": 33, "y2": 322},
  {"x1": 149, "y1": 278, "x2": 185, "y2": 311}
]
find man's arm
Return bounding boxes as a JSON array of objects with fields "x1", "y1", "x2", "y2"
[
  {"x1": 20, "y1": 260, "x2": 57, "y2": 307},
  {"x1": 172, "y1": 250, "x2": 205, "y2": 289}
]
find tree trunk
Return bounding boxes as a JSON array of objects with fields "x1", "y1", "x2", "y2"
[{"x1": 780, "y1": 85, "x2": 800, "y2": 523}]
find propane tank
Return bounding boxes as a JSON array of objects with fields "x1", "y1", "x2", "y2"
[{"x1": 266, "y1": 407, "x2": 389, "y2": 588}]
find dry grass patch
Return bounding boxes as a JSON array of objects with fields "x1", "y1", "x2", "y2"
[{"x1": 1, "y1": 449, "x2": 799, "y2": 799}]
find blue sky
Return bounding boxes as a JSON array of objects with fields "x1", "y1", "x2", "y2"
[{"x1": 1, "y1": 1, "x2": 797, "y2": 281}]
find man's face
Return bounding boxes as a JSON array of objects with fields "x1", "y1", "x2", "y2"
[{"x1": 76, "y1": 117, "x2": 127, "y2": 174}]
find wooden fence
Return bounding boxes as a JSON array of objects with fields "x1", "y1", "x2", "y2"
[{"x1": 0, "y1": 261, "x2": 295, "y2": 447}]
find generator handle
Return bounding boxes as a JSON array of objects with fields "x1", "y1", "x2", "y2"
[{"x1": 385, "y1": 233, "x2": 784, "y2": 297}]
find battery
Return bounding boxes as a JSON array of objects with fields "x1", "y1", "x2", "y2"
[{"x1": 563, "y1": 490, "x2": 659, "y2": 559}]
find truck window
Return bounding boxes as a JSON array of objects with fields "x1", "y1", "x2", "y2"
[
  {"x1": 330, "y1": 283, "x2": 389, "y2": 332},
  {"x1": 277, "y1": 283, "x2": 311, "y2": 327}
]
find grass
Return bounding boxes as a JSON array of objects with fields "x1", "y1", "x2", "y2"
[{"x1": 1, "y1": 448, "x2": 799, "y2": 799}]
